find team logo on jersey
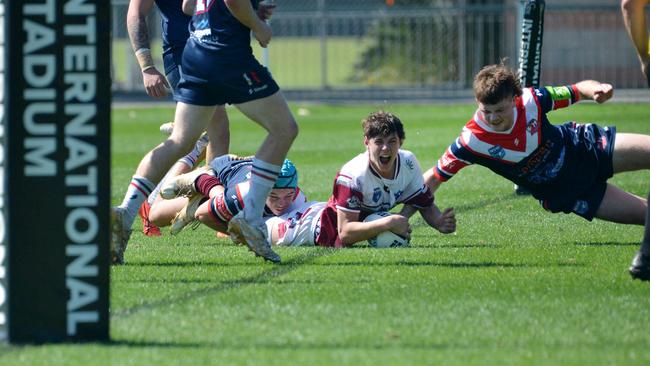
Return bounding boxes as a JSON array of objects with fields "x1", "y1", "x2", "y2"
[
  {"x1": 488, "y1": 145, "x2": 506, "y2": 159},
  {"x1": 527, "y1": 118, "x2": 539, "y2": 135},
  {"x1": 372, "y1": 187, "x2": 382, "y2": 202},
  {"x1": 347, "y1": 196, "x2": 361, "y2": 209},
  {"x1": 405, "y1": 159, "x2": 414, "y2": 170}
]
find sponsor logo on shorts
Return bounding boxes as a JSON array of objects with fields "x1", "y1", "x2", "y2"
[
  {"x1": 249, "y1": 84, "x2": 269, "y2": 95},
  {"x1": 572, "y1": 200, "x2": 589, "y2": 215}
]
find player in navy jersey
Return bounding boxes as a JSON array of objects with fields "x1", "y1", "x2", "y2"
[
  {"x1": 151, "y1": 155, "x2": 305, "y2": 237},
  {"x1": 167, "y1": 0, "x2": 298, "y2": 263},
  {"x1": 110, "y1": 0, "x2": 236, "y2": 264},
  {"x1": 621, "y1": 0, "x2": 650, "y2": 86},
  {"x1": 316, "y1": 111, "x2": 456, "y2": 247},
  {"x1": 427, "y1": 63, "x2": 650, "y2": 280}
]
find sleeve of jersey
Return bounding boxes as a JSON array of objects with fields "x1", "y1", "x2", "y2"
[
  {"x1": 537, "y1": 85, "x2": 580, "y2": 112},
  {"x1": 401, "y1": 154, "x2": 434, "y2": 208},
  {"x1": 332, "y1": 173, "x2": 363, "y2": 213},
  {"x1": 433, "y1": 138, "x2": 472, "y2": 182}
]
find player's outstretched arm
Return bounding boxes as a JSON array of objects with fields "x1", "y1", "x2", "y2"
[
  {"x1": 575, "y1": 80, "x2": 614, "y2": 104},
  {"x1": 423, "y1": 168, "x2": 443, "y2": 193},
  {"x1": 419, "y1": 204, "x2": 456, "y2": 234},
  {"x1": 337, "y1": 209, "x2": 411, "y2": 245},
  {"x1": 127, "y1": 0, "x2": 170, "y2": 98},
  {"x1": 224, "y1": 0, "x2": 272, "y2": 47}
]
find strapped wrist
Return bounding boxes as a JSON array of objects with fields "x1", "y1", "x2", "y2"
[{"x1": 135, "y1": 47, "x2": 155, "y2": 71}]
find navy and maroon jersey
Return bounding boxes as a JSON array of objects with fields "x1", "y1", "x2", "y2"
[
  {"x1": 154, "y1": 0, "x2": 191, "y2": 58},
  {"x1": 433, "y1": 85, "x2": 616, "y2": 201},
  {"x1": 188, "y1": 0, "x2": 259, "y2": 60}
]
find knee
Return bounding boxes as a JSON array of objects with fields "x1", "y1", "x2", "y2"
[
  {"x1": 276, "y1": 118, "x2": 299, "y2": 142},
  {"x1": 148, "y1": 205, "x2": 168, "y2": 227},
  {"x1": 164, "y1": 136, "x2": 196, "y2": 156}
]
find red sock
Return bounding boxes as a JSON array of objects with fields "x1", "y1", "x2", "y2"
[{"x1": 195, "y1": 175, "x2": 221, "y2": 197}]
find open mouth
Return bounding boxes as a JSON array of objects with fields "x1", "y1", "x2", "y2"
[{"x1": 379, "y1": 156, "x2": 391, "y2": 165}]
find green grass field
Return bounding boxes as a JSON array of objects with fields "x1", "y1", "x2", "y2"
[{"x1": 2, "y1": 102, "x2": 650, "y2": 365}]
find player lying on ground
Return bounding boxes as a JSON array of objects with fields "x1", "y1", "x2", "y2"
[
  {"x1": 314, "y1": 111, "x2": 456, "y2": 247},
  {"x1": 163, "y1": 111, "x2": 456, "y2": 248},
  {"x1": 152, "y1": 154, "x2": 307, "y2": 241},
  {"x1": 426, "y1": 63, "x2": 650, "y2": 280}
]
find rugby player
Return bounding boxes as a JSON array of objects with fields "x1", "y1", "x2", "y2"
[{"x1": 427, "y1": 63, "x2": 650, "y2": 280}]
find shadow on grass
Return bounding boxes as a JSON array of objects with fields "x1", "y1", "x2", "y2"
[
  {"x1": 415, "y1": 243, "x2": 500, "y2": 249},
  {"x1": 574, "y1": 241, "x2": 640, "y2": 247},
  {"x1": 300, "y1": 260, "x2": 583, "y2": 268},
  {"x1": 112, "y1": 250, "x2": 333, "y2": 318},
  {"x1": 103, "y1": 338, "x2": 462, "y2": 350}
]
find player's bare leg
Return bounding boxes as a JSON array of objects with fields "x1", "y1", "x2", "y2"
[
  {"x1": 229, "y1": 91, "x2": 298, "y2": 263},
  {"x1": 621, "y1": 0, "x2": 650, "y2": 86},
  {"x1": 630, "y1": 191, "x2": 650, "y2": 280},
  {"x1": 595, "y1": 184, "x2": 646, "y2": 225},
  {"x1": 111, "y1": 103, "x2": 216, "y2": 264},
  {"x1": 610, "y1": 132, "x2": 650, "y2": 279}
]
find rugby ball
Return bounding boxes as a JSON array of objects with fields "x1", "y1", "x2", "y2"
[{"x1": 363, "y1": 212, "x2": 410, "y2": 248}]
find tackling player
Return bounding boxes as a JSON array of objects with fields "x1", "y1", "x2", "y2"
[
  {"x1": 153, "y1": 155, "x2": 306, "y2": 240},
  {"x1": 172, "y1": 0, "x2": 299, "y2": 263},
  {"x1": 112, "y1": 0, "x2": 232, "y2": 263},
  {"x1": 427, "y1": 63, "x2": 650, "y2": 280}
]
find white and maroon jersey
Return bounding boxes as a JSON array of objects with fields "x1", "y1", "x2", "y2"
[
  {"x1": 265, "y1": 201, "x2": 326, "y2": 246},
  {"x1": 432, "y1": 85, "x2": 599, "y2": 199},
  {"x1": 317, "y1": 149, "x2": 434, "y2": 247}
]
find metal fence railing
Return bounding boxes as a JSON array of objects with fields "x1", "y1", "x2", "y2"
[{"x1": 111, "y1": 2, "x2": 648, "y2": 101}]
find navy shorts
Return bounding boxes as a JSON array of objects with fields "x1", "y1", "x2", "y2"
[
  {"x1": 538, "y1": 123, "x2": 616, "y2": 221},
  {"x1": 163, "y1": 49, "x2": 184, "y2": 91},
  {"x1": 175, "y1": 42, "x2": 279, "y2": 106}
]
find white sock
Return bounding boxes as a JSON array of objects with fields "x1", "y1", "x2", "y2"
[
  {"x1": 244, "y1": 158, "x2": 281, "y2": 223},
  {"x1": 118, "y1": 175, "x2": 155, "y2": 227}
]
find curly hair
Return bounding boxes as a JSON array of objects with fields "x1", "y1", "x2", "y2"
[
  {"x1": 362, "y1": 111, "x2": 405, "y2": 140},
  {"x1": 473, "y1": 64, "x2": 523, "y2": 104}
]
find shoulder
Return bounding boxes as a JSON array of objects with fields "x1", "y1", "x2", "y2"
[
  {"x1": 398, "y1": 150, "x2": 421, "y2": 170},
  {"x1": 339, "y1": 152, "x2": 369, "y2": 177}
]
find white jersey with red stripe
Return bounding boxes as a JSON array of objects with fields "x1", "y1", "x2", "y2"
[
  {"x1": 317, "y1": 149, "x2": 434, "y2": 247},
  {"x1": 265, "y1": 201, "x2": 326, "y2": 246},
  {"x1": 432, "y1": 85, "x2": 596, "y2": 198}
]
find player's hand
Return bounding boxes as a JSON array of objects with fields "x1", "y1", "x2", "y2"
[
  {"x1": 252, "y1": 21, "x2": 272, "y2": 48},
  {"x1": 257, "y1": 1, "x2": 276, "y2": 21},
  {"x1": 142, "y1": 68, "x2": 170, "y2": 99},
  {"x1": 434, "y1": 207, "x2": 456, "y2": 234},
  {"x1": 388, "y1": 214, "x2": 412, "y2": 239},
  {"x1": 592, "y1": 83, "x2": 613, "y2": 104}
]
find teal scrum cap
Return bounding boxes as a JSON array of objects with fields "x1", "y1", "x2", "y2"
[{"x1": 274, "y1": 159, "x2": 298, "y2": 189}]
